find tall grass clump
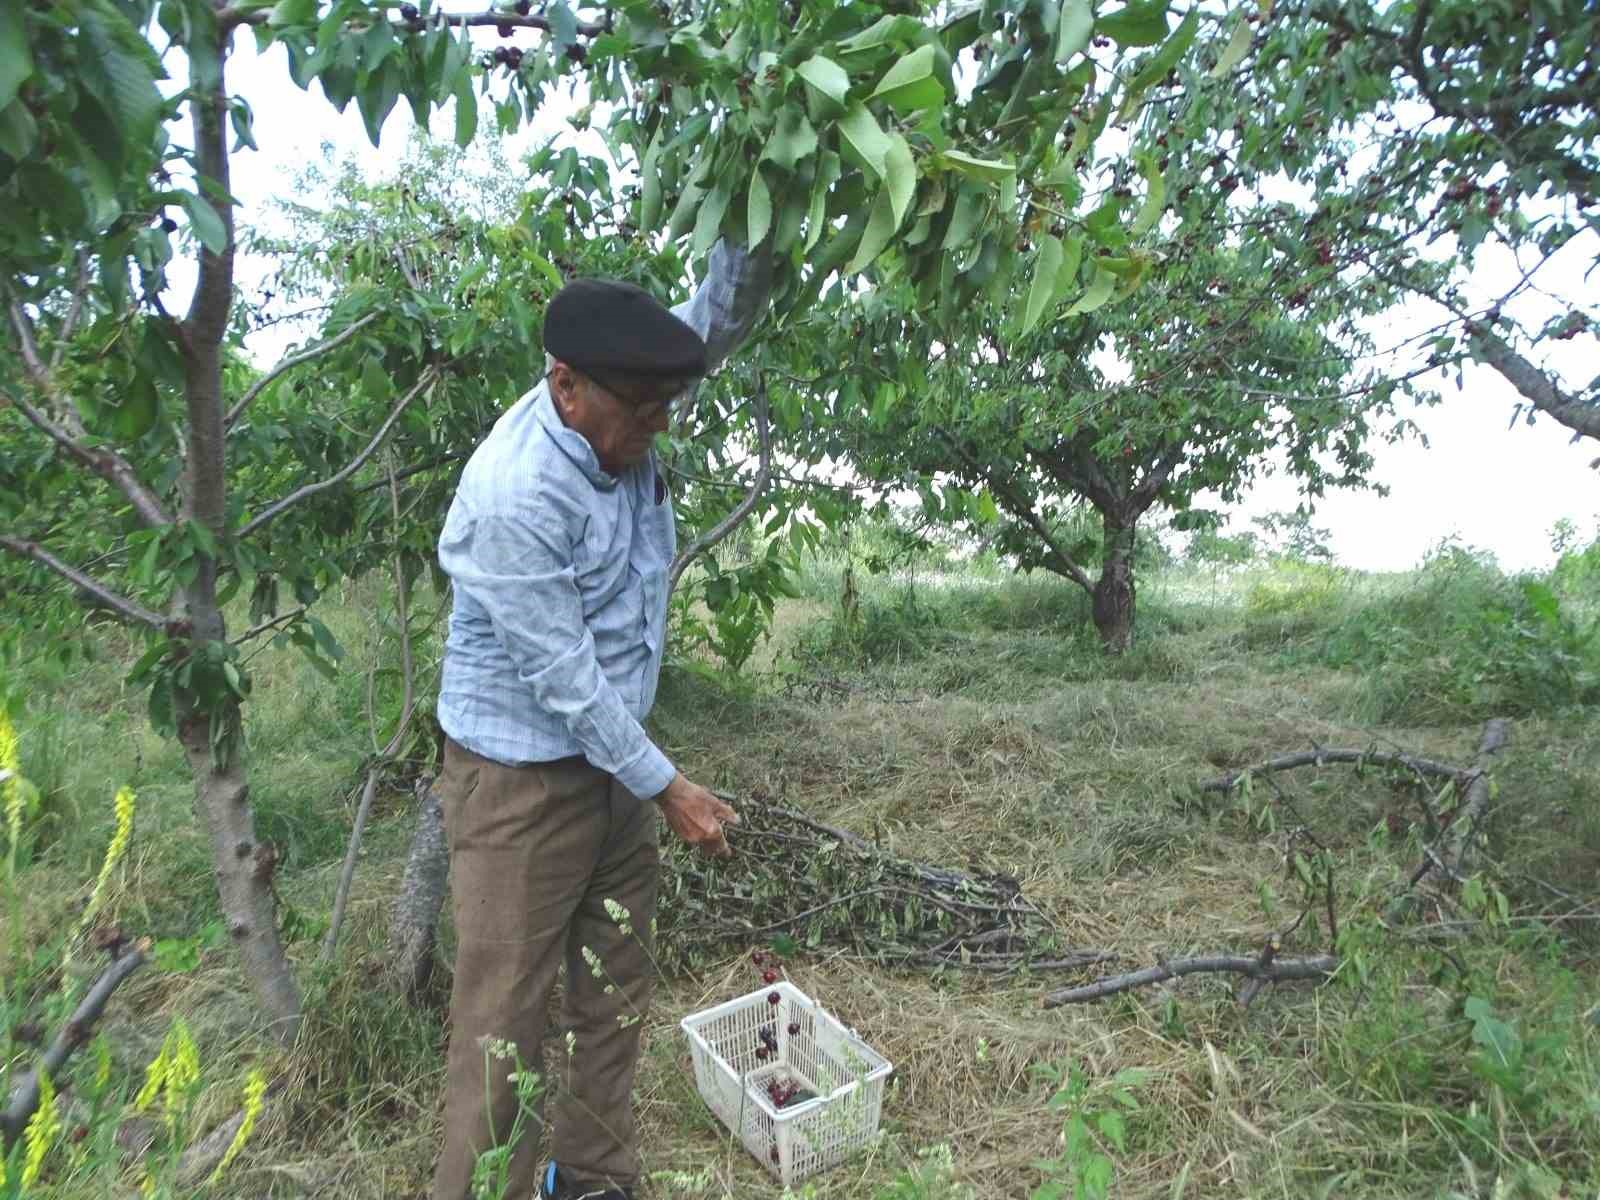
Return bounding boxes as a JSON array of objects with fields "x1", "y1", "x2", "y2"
[{"x1": 1278, "y1": 541, "x2": 1599, "y2": 724}]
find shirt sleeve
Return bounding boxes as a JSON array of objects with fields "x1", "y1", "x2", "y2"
[
  {"x1": 671, "y1": 238, "x2": 775, "y2": 373},
  {"x1": 437, "y1": 501, "x2": 676, "y2": 801}
]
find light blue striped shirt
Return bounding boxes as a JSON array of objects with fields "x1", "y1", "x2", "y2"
[{"x1": 435, "y1": 242, "x2": 771, "y2": 799}]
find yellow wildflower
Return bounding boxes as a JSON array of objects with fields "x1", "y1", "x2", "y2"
[
  {"x1": 1, "y1": 708, "x2": 21, "y2": 859},
  {"x1": 136, "y1": 1017, "x2": 201, "y2": 1133},
  {"x1": 79, "y1": 785, "x2": 136, "y2": 937},
  {"x1": 21, "y1": 1069, "x2": 62, "y2": 1188},
  {"x1": 209, "y1": 1068, "x2": 268, "y2": 1184}
]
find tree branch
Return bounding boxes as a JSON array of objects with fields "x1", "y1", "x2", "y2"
[
  {"x1": 3, "y1": 293, "x2": 173, "y2": 527},
  {"x1": 323, "y1": 456, "x2": 417, "y2": 964},
  {"x1": 0, "y1": 535, "x2": 169, "y2": 630},
  {"x1": 225, "y1": 313, "x2": 379, "y2": 430},
  {"x1": 48, "y1": 252, "x2": 93, "y2": 374},
  {"x1": 238, "y1": 367, "x2": 439, "y2": 539},
  {"x1": 0, "y1": 388, "x2": 173, "y2": 528},
  {"x1": 222, "y1": 6, "x2": 608, "y2": 37},
  {"x1": 2, "y1": 944, "x2": 148, "y2": 1146},
  {"x1": 1041, "y1": 953, "x2": 1339, "y2": 1008},
  {"x1": 1199, "y1": 747, "x2": 1465, "y2": 794},
  {"x1": 229, "y1": 604, "x2": 308, "y2": 646},
  {"x1": 669, "y1": 373, "x2": 772, "y2": 594},
  {"x1": 1467, "y1": 327, "x2": 1600, "y2": 441},
  {"x1": 939, "y1": 430, "x2": 1095, "y2": 596}
]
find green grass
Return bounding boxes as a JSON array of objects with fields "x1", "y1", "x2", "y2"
[{"x1": 3, "y1": 539, "x2": 1598, "y2": 1199}]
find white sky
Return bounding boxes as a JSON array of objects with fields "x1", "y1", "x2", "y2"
[{"x1": 213, "y1": 34, "x2": 1598, "y2": 574}]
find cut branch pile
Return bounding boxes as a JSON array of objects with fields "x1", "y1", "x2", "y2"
[{"x1": 655, "y1": 791, "x2": 1112, "y2": 976}]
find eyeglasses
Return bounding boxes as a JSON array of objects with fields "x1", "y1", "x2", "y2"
[{"x1": 579, "y1": 370, "x2": 691, "y2": 422}]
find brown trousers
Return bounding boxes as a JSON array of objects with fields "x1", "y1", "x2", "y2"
[{"x1": 430, "y1": 739, "x2": 660, "y2": 1200}]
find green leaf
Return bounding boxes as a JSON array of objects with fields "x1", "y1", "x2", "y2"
[
  {"x1": 763, "y1": 107, "x2": 818, "y2": 171},
  {"x1": 796, "y1": 55, "x2": 850, "y2": 113},
  {"x1": 357, "y1": 58, "x2": 402, "y2": 146},
  {"x1": 453, "y1": 77, "x2": 477, "y2": 147},
  {"x1": 847, "y1": 186, "x2": 897, "y2": 274},
  {"x1": 942, "y1": 184, "x2": 986, "y2": 250},
  {"x1": 883, "y1": 132, "x2": 915, "y2": 228},
  {"x1": 639, "y1": 128, "x2": 664, "y2": 229},
  {"x1": 0, "y1": 3, "x2": 33, "y2": 111},
  {"x1": 838, "y1": 14, "x2": 923, "y2": 54},
  {"x1": 1097, "y1": 0, "x2": 1171, "y2": 47},
  {"x1": 267, "y1": 0, "x2": 316, "y2": 27},
  {"x1": 1020, "y1": 233, "x2": 1064, "y2": 335},
  {"x1": 693, "y1": 179, "x2": 733, "y2": 257},
  {"x1": 748, "y1": 168, "x2": 773, "y2": 247},
  {"x1": 836, "y1": 101, "x2": 891, "y2": 181},
  {"x1": 1464, "y1": 996, "x2": 1522, "y2": 1069},
  {"x1": 1131, "y1": 152, "x2": 1165, "y2": 236},
  {"x1": 869, "y1": 45, "x2": 944, "y2": 113},
  {"x1": 179, "y1": 191, "x2": 228, "y2": 255},
  {"x1": 1120, "y1": 10, "x2": 1200, "y2": 118},
  {"x1": 1055, "y1": 233, "x2": 1084, "y2": 303},
  {"x1": 111, "y1": 375, "x2": 159, "y2": 441},
  {"x1": 547, "y1": 0, "x2": 578, "y2": 50},
  {"x1": 1065, "y1": 264, "x2": 1116, "y2": 315},
  {"x1": 1095, "y1": 1109, "x2": 1128, "y2": 1152},
  {"x1": 976, "y1": 491, "x2": 999, "y2": 523},
  {"x1": 803, "y1": 151, "x2": 840, "y2": 252},
  {"x1": 78, "y1": 7, "x2": 163, "y2": 155},
  {"x1": 0, "y1": 100, "x2": 38, "y2": 160},
  {"x1": 1055, "y1": 0, "x2": 1094, "y2": 65},
  {"x1": 941, "y1": 150, "x2": 1015, "y2": 181},
  {"x1": 1210, "y1": 17, "x2": 1253, "y2": 78}
]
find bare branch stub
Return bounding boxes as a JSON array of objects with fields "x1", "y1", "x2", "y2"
[{"x1": 2, "y1": 944, "x2": 149, "y2": 1147}]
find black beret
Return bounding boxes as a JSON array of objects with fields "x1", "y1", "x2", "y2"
[{"x1": 542, "y1": 277, "x2": 708, "y2": 378}]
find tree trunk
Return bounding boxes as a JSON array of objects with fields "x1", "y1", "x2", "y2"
[
  {"x1": 385, "y1": 775, "x2": 451, "y2": 997},
  {"x1": 172, "y1": 27, "x2": 302, "y2": 1041},
  {"x1": 1091, "y1": 511, "x2": 1137, "y2": 653},
  {"x1": 176, "y1": 709, "x2": 302, "y2": 1039}
]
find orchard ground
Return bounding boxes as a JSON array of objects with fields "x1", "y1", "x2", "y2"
[{"x1": 6, "y1": 529, "x2": 1600, "y2": 1199}]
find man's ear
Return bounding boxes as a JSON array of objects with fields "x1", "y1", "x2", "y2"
[{"x1": 548, "y1": 361, "x2": 579, "y2": 416}]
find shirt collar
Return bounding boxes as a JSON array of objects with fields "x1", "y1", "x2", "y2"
[{"x1": 534, "y1": 385, "x2": 618, "y2": 491}]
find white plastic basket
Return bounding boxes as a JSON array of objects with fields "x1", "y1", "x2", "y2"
[{"x1": 680, "y1": 980, "x2": 892, "y2": 1187}]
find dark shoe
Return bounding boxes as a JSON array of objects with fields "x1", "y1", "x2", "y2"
[{"x1": 538, "y1": 1162, "x2": 635, "y2": 1200}]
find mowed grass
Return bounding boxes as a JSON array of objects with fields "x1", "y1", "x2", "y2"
[{"x1": 3, "y1": 539, "x2": 1599, "y2": 1199}]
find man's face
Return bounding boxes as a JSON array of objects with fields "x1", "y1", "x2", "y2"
[{"x1": 549, "y1": 362, "x2": 685, "y2": 475}]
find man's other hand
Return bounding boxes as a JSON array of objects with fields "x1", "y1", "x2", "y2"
[{"x1": 654, "y1": 772, "x2": 738, "y2": 857}]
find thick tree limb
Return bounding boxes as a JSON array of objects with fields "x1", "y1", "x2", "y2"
[
  {"x1": 669, "y1": 372, "x2": 771, "y2": 594},
  {"x1": 1200, "y1": 748, "x2": 1464, "y2": 794},
  {"x1": 385, "y1": 775, "x2": 450, "y2": 997},
  {"x1": 224, "y1": 313, "x2": 379, "y2": 430},
  {"x1": 1467, "y1": 328, "x2": 1600, "y2": 441},
  {"x1": 1041, "y1": 954, "x2": 1339, "y2": 1008},
  {"x1": 2, "y1": 944, "x2": 148, "y2": 1146},
  {"x1": 0, "y1": 535, "x2": 169, "y2": 630},
  {"x1": 238, "y1": 367, "x2": 439, "y2": 539}
]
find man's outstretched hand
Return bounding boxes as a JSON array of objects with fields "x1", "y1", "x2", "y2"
[{"x1": 654, "y1": 772, "x2": 738, "y2": 857}]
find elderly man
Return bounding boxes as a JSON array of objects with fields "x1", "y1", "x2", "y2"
[{"x1": 430, "y1": 241, "x2": 772, "y2": 1200}]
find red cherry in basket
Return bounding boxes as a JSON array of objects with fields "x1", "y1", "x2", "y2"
[
  {"x1": 787, "y1": 1022, "x2": 800, "y2": 1036},
  {"x1": 767, "y1": 991, "x2": 780, "y2": 1005}
]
